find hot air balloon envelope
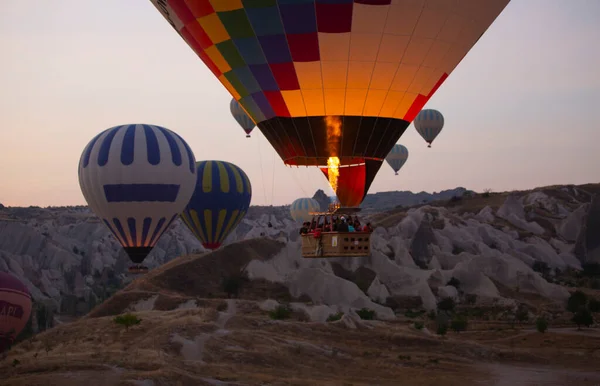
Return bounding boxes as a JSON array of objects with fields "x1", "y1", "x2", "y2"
[
  {"x1": 230, "y1": 98, "x2": 256, "y2": 138},
  {"x1": 0, "y1": 272, "x2": 32, "y2": 353},
  {"x1": 290, "y1": 198, "x2": 321, "y2": 223},
  {"x1": 386, "y1": 144, "x2": 409, "y2": 175},
  {"x1": 181, "y1": 160, "x2": 252, "y2": 250},
  {"x1": 150, "y1": 0, "x2": 509, "y2": 206},
  {"x1": 414, "y1": 109, "x2": 445, "y2": 147},
  {"x1": 78, "y1": 124, "x2": 197, "y2": 270}
]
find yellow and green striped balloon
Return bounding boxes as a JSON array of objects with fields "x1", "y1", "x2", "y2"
[{"x1": 181, "y1": 160, "x2": 252, "y2": 250}]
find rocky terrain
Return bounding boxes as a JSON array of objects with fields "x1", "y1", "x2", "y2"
[
  {"x1": 1, "y1": 183, "x2": 600, "y2": 384},
  {"x1": 1, "y1": 184, "x2": 599, "y2": 320},
  {"x1": 1, "y1": 238, "x2": 599, "y2": 385}
]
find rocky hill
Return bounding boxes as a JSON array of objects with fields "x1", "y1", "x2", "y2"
[
  {"x1": 1, "y1": 184, "x2": 600, "y2": 334},
  {"x1": 2, "y1": 238, "x2": 600, "y2": 385}
]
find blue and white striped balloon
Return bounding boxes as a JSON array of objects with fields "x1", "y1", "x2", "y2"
[
  {"x1": 230, "y1": 98, "x2": 256, "y2": 138},
  {"x1": 290, "y1": 197, "x2": 320, "y2": 223},
  {"x1": 385, "y1": 144, "x2": 409, "y2": 175},
  {"x1": 414, "y1": 109, "x2": 445, "y2": 148},
  {"x1": 78, "y1": 124, "x2": 197, "y2": 266}
]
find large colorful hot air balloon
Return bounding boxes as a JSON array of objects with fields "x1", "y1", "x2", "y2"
[
  {"x1": 149, "y1": 0, "x2": 509, "y2": 207},
  {"x1": 385, "y1": 144, "x2": 409, "y2": 175},
  {"x1": 230, "y1": 98, "x2": 256, "y2": 138},
  {"x1": 181, "y1": 160, "x2": 252, "y2": 250},
  {"x1": 0, "y1": 272, "x2": 32, "y2": 353},
  {"x1": 78, "y1": 124, "x2": 197, "y2": 272},
  {"x1": 414, "y1": 109, "x2": 444, "y2": 148},
  {"x1": 290, "y1": 197, "x2": 321, "y2": 223}
]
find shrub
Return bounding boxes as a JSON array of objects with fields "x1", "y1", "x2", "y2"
[
  {"x1": 356, "y1": 308, "x2": 376, "y2": 320},
  {"x1": 465, "y1": 294, "x2": 477, "y2": 305},
  {"x1": 222, "y1": 272, "x2": 248, "y2": 298},
  {"x1": 356, "y1": 308, "x2": 375, "y2": 320},
  {"x1": 535, "y1": 317, "x2": 548, "y2": 333},
  {"x1": 572, "y1": 308, "x2": 594, "y2": 329},
  {"x1": 589, "y1": 298, "x2": 600, "y2": 313},
  {"x1": 567, "y1": 291, "x2": 588, "y2": 313},
  {"x1": 269, "y1": 305, "x2": 292, "y2": 320},
  {"x1": 450, "y1": 315, "x2": 468, "y2": 333},
  {"x1": 327, "y1": 312, "x2": 343, "y2": 322},
  {"x1": 216, "y1": 302, "x2": 228, "y2": 312},
  {"x1": 515, "y1": 307, "x2": 529, "y2": 323},
  {"x1": 114, "y1": 313, "x2": 142, "y2": 331},
  {"x1": 582, "y1": 263, "x2": 600, "y2": 277},
  {"x1": 404, "y1": 309, "x2": 425, "y2": 318},
  {"x1": 437, "y1": 297, "x2": 456, "y2": 312},
  {"x1": 436, "y1": 323, "x2": 448, "y2": 336},
  {"x1": 447, "y1": 277, "x2": 461, "y2": 288},
  {"x1": 413, "y1": 321, "x2": 424, "y2": 330},
  {"x1": 532, "y1": 261, "x2": 550, "y2": 276}
]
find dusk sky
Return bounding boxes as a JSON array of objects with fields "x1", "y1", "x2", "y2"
[{"x1": 1, "y1": 0, "x2": 599, "y2": 208}]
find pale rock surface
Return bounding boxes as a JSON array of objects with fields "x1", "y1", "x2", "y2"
[{"x1": 0, "y1": 185, "x2": 594, "y2": 322}]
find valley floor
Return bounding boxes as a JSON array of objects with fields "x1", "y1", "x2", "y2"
[{"x1": 1, "y1": 298, "x2": 598, "y2": 386}]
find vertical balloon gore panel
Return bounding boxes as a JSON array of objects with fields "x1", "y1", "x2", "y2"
[{"x1": 320, "y1": 159, "x2": 383, "y2": 208}]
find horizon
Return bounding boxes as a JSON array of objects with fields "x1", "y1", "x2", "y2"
[
  {"x1": 1, "y1": 0, "x2": 599, "y2": 207},
  {"x1": 1, "y1": 181, "x2": 596, "y2": 210}
]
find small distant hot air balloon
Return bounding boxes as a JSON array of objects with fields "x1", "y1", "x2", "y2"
[
  {"x1": 0, "y1": 271, "x2": 32, "y2": 353},
  {"x1": 385, "y1": 144, "x2": 409, "y2": 176},
  {"x1": 181, "y1": 160, "x2": 252, "y2": 250},
  {"x1": 230, "y1": 98, "x2": 256, "y2": 138},
  {"x1": 290, "y1": 198, "x2": 320, "y2": 223},
  {"x1": 414, "y1": 109, "x2": 444, "y2": 148},
  {"x1": 78, "y1": 124, "x2": 197, "y2": 273}
]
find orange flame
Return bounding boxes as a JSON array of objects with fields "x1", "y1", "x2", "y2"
[{"x1": 325, "y1": 116, "x2": 342, "y2": 194}]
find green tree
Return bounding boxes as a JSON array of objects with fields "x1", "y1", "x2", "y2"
[
  {"x1": 515, "y1": 306, "x2": 529, "y2": 324},
  {"x1": 535, "y1": 317, "x2": 548, "y2": 333},
  {"x1": 437, "y1": 297, "x2": 456, "y2": 313},
  {"x1": 114, "y1": 313, "x2": 142, "y2": 331},
  {"x1": 572, "y1": 308, "x2": 593, "y2": 330},
  {"x1": 588, "y1": 298, "x2": 600, "y2": 313},
  {"x1": 567, "y1": 291, "x2": 588, "y2": 313},
  {"x1": 437, "y1": 322, "x2": 448, "y2": 336},
  {"x1": 450, "y1": 315, "x2": 468, "y2": 333}
]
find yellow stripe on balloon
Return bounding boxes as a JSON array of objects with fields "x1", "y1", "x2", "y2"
[
  {"x1": 190, "y1": 209, "x2": 207, "y2": 244},
  {"x1": 215, "y1": 209, "x2": 227, "y2": 243},
  {"x1": 229, "y1": 163, "x2": 243, "y2": 193},
  {"x1": 181, "y1": 212, "x2": 201, "y2": 242},
  {"x1": 221, "y1": 209, "x2": 240, "y2": 242},
  {"x1": 204, "y1": 209, "x2": 213, "y2": 244},
  {"x1": 241, "y1": 171, "x2": 251, "y2": 195},
  {"x1": 202, "y1": 161, "x2": 213, "y2": 193},
  {"x1": 217, "y1": 161, "x2": 229, "y2": 193}
]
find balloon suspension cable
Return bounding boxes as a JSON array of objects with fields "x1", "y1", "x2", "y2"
[
  {"x1": 257, "y1": 134, "x2": 268, "y2": 205},
  {"x1": 287, "y1": 163, "x2": 309, "y2": 198},
  {"x1": 270, "y1": 149, "x2": 276, "y2": 205}
]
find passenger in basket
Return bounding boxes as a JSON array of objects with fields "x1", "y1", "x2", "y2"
[
  {"x1": 299, "y1": 222, "x2": 309, "y2": 235},
  {"x1": 337, "y1": 217, "x2": 349, "y2": 232},
  {"x1": 364, "y1": 223, "x2": 374, "y2": 233}
]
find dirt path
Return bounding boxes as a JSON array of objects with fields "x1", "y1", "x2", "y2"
[
  {"x1": 480, "y1": 363, "x2": 600, "y2": 386},
  {"x1": 470, "y1": 327, "x2": 600, "y2": 344}
]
